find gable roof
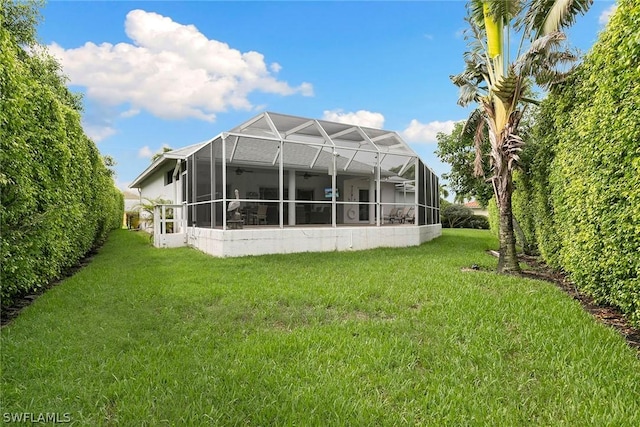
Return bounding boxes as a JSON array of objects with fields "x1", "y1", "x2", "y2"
[{"x1": 129, "y1": 141, "x2": 208, "y2": 188}]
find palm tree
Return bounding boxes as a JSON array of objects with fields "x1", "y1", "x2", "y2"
[
  {"x1": 136, "y1": 196, "x2": 172, "y2": 234},
  {"x1": 451, "y1": 0, "x2": 592, "y2": 273},
  {"x1": 439, "y1": 185, "x2": 450, "y2": 200}
]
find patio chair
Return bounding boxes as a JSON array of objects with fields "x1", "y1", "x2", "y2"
[
  {"x1": 405, "y1": 207, "x2": 416, "y2": 224},
  {"x1": 255, "y1": 204, "x2": 268, "y2": 225},
  {"x1": 384, "y1": 207, "x2": 400, "y2": 224},
  {"x1": 392, "y1": 206, "x2": 411, "y2": 223}
]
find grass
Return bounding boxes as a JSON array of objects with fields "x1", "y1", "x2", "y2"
[{"x1": 2, "y1": 229, "x2": 640, "y2": 426}]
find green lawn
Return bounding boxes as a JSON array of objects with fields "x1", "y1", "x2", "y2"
[{"x1": 2, "y1": 229, "x2": 639, "y2": 425}]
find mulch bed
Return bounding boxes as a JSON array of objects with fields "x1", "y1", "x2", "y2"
[
  {"x1": 1, "y1": 250, "x2": 97, "y2": 327},
  {"x1": 483, "y1": 251, "x2": 640, "y2": 355}
]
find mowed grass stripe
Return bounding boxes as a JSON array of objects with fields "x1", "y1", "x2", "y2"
[{"x1": 2, "y1": 229, "x2": 639, "y2": 425}]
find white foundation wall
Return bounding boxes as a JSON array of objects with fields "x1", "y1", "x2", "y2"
[{"x1": 186, "y1": 224, "x2": 441, "y2": 257}]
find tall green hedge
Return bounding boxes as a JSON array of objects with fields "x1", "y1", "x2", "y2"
[
  {"x1": 520, "y1": 0, "x2": 640, "y2": 326},
  {"x1": 0, "y1": 2, "x2": 123, "y2": 306}
]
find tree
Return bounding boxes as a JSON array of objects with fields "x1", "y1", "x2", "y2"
[
  {"x1": 439, "y1": 185, "x2": 449, "y2": 200},
  {"x1": 437, "y1": 121, "x2": 494, "y2": 207},
  {"x1": 450, "y1": 0, "x2": 592, "y2": 273},
  {"x1": 441, "y1": 204, "x2": 474, "y2": 228},
  {"x1": 103, "y1": 155, "x2": 117, "y2": 178},
  {"x1": 0, "y1": 0, "x2": 42, "y2": 47},
  {"x1": 437, "y1": 110, "x2": 538, "y2": 208},
  {"x1": 151, "y1": 147, "x2": 173, "y2": 163}
]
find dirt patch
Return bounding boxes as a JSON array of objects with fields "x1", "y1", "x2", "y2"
[{"x1": 479, "y1": 251, "x2": 640, "y2": 355}]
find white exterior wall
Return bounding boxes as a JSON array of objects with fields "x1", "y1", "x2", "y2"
[
  {"x1": 139, "y1": 165, "x2": 178, "y2": 203},
  {"x1": 186, "y1": 224, "x2": 441, "y2": 258},
  {"x1": 342, "y1": 179, "x2": 399, "y2": 224},
  {"x1": 137, "y1": 162, "x2": 181, "y2": 231}
]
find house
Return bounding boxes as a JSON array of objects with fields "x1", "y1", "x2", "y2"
[
  {"x1": 464, "y1": 200, "x2": 488, "y2": 217},
  {"x1": 122, "y1": 189, "x2": 142, "y2": 229},
  {"x1": 129, "y1": 112, "x2": 441, "y2": 257}
]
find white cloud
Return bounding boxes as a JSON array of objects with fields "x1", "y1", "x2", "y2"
[
  {"x1": 138, "y1": 143, "x2": 171, "y2": 159},
  {"x1": 138, "y1": 146, "x2": 154, "y2": 158},
  {"x1": 48, "y1": 9, "x2": 313, "y2": 122},
  {"x1": 599, "y1": 4, "x2": 617, "y2": 25},
  {"x1": 84, "y1": 122, "x2": 116, "y2": 142},
  {"x1": 120, "y1": 108, "x2": 140, "y2": 118},
  {"x1": 401, "y1": 119, "x2": 459, "y2": 144},
  {"x1": 322, "y1": 109, "x2": 385, "y2": 129},
  {"x1": 270, "y1": 62, "x2": 282, "y2": 73}
]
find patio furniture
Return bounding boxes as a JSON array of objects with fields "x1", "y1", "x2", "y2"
[
  {"x1": 394, "y1": 206, "x2": 412, "y2": 223},
  {"x1": 405, "y1": 207, "x2": 416, "y2": 224},
  {"x1": 310, "y1": 206, "x2": 330, "y2": 224},
  {"x1": 255, "y1": 204, "x2": 268, "y2": 225},
  {"x1": 384, "y1": 207, "x2": 400, "y2": 223}
]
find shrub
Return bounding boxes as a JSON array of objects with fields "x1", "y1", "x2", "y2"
[
  {"x1": 467, "y1": 215, "x2": 489, "y2": 230},
  {"x1": 487, "y1": 197, "x2": 498, "y2": 237},
  {"x1": 441, "y1": 204, "x2": 488, "y2": 229},
  {"x1": 0, "y1": 2, "x2": 123, "y2": 306},
  {"x1": 524, "y1": 0, "x2": 640, "y2": 326},
  {"x1": 441, "y1": 204, "x2": 473, "y2": 228}
]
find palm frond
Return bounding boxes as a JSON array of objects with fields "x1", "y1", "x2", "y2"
[
  {"x1": 543, "y1": 0, "x2": 593, "y2": 34},
  {"x1": 533, "y1": 66, "x2": 575, "y2": 88},
  {"x1": 521, "y1": 96, "x2": 541, "y2": 106},
  {"x1": 462, "y1": 84, "x2": 485, "y2": 106},
  {"x1": 473, "y1": 117, "x2": 486, "y2": 177},
  {"x1": 461, "y1": 108, "x2": 485, "y2": 138},
  {"x1": 468, "y1": 0, "x2": 486, "y2": 29},
  {"x1": 484, "y1": 0, "x2": 523, "y2": 23},
  {"x1": 514, "y1": 31, "x2": 566, "y2": 77},
  {"x1": 522, "y1": 0, "x2": 593, "y2": 38},
  {"x1": 451, "y1": 40, "x2": 492, "y2": 106},
  {"x1": 450, "y1": 64, "x2": 486, "y2": 105},
  {"x1": 503, "y1": 110, "x2": 525, "y2": 170},
  {"x1": 459, "y1": 108, "x2": 487, "y2": 178}
]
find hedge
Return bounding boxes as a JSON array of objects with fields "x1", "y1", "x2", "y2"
[
  {"x1": 515, "y1": 0, "x2": 640, "y2": 326},
  {"x1": 0, "y1": 3, "x2": 123, "y2": 306}
]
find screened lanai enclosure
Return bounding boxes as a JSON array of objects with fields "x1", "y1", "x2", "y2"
[{"x1": 130, "y1": 112, "x2": 441, "y2": 257}]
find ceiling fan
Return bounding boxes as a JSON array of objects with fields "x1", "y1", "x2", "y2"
[
  {"x1": 235, "y1": 168, "x2": 254, "y2": 175},
  {"x1": 298, "y1": 171, "x2": 319, "y2": 179}
]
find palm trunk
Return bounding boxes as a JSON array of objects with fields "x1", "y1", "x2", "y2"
[{"x1": 495, "y1": 171, "x2": 521, "y2": 274}]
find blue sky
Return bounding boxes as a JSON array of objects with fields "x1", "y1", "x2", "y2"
[{"x1": 37, "y1": 1, "x2": 617, "y2": 193}]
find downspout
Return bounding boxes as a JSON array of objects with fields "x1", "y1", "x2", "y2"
[
  {"x1": 172, "y1": 159, "x2": 181, "y2": 231},
  {"x1": 172, "y1": 160, "x2": 181, "y2": 202}
]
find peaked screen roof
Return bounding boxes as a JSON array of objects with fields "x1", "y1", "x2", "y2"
[
  {"x1": 131, "y1": 112, "x2": 425, "y2": 188},
  {"x1": 229, "y1": 112, "x2": 415, "y2": 156}
]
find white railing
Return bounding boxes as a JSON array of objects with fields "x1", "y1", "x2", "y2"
[{"x1": 153, "y1": 204, "x2": 187, "y2": 248}]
